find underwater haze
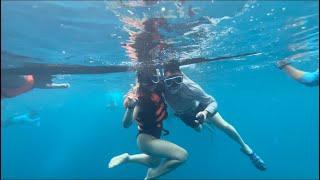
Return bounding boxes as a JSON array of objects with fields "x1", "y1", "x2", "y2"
[{"x1": 1, "y1": 1, "x2": 319, "y2": 179}]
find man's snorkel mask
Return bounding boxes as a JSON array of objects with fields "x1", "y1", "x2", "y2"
[
  {"x1": 163, "y1": 61, "x2": 183, "y2": 94},
  {"x1": 147, "y1": 61, "x2": 182, "y2": 93}
]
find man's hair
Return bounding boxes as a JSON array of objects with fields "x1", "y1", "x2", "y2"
[{"x1": 164, "y1": 60, "x2": 180, "y2": 73}]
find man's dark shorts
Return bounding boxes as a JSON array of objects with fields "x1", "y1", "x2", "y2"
[{"x1": 175, "y1": 103, "x2": 217, "y2": 128}]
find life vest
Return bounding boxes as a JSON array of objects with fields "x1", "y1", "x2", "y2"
[
  {"x1": 1, "y1": 75, "x2": 35, "y2": 98},
  {"x1": 124, "y1": 89, "x2": 168, "y2": 134}
]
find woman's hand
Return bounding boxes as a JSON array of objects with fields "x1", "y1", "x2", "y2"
[
  {"x1": 127, "y1": 96, "x2": 138, "y2": 109},
  {"x1": 124, "y1": 92, "x2": 138, "y2": 109}
]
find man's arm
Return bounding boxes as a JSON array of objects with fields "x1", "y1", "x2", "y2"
[{"x1": 189, "y1": 83, "x2": 218, "y2": 115}]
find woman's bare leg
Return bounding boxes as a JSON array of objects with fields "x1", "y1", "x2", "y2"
[
  {"x1": 138, "y1": 134, "x2": 188, "y2": 180},
  {"x1": 109, "y1": 134, "x2": 188, "y2": 179}
]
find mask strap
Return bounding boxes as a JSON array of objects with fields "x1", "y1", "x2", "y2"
[{"x1": 155, "y1": 63, "x2": 165, "y2": 81}]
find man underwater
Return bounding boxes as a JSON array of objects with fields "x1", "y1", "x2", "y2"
[{"x1": 160, "y1": 62, "x2": 267, "y2": 171}]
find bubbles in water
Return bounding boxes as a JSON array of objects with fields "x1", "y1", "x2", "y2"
[
  {"x1": 249, "y1": 16, "x2": 254, "y2": 22},
  {"x1": 127, "y1": 10, "x2": 134, "y2": 15},
  {"x1": 249, "y1": 65, "x2": 260, "y2": 70},
  {"x1": 282, "y1": 7, "x2": 286, "y2": 11},
  {"x1": 161, "y1": 7, "x2": 166, "y2": 12},
  {"x1": 62, "y1": 50, "x2": 66, "y2": 54}
]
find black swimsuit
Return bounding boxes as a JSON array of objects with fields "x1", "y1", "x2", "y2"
[
  {"x1": 176, "y1": 103, "x2": 217, "y2": 128},
  {"x1": 135, "y1": 91, "x2": 167, "y2": 139}
]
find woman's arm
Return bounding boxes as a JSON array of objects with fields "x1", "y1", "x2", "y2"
[
  {"x1": 122, "y1": 108, "x2": 134, "y2": 128},
  {"x1": 122, "y1": 86, "x2": 139, "y2": 128}
]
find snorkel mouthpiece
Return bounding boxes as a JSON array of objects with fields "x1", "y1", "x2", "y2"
[{"x1": 155, "y1": 62, "x2": 165, "y2": 81}]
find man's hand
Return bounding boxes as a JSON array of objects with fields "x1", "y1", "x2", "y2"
[
  {"x1": 195, "y1": 110, "x2": 208, "y2": 123},
  {"x1": 193, "y1": 110, "x2": 209, "y2": 132}
]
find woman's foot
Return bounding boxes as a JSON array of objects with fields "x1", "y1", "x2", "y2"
[{"x1": 108, "y1": 153, "x2": 129, "y2": 168}]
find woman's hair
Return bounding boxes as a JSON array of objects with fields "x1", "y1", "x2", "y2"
[
  {"x1": 135, "y1": 68, "x2": 156, "y2": 96},
  {"x1": 136, "y1": 68, "x2": 155, "y2": 84}
]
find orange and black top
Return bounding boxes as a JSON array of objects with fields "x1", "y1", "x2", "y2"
[{"x1": 124, "y1": 86, "x2": 168, "y2": 139}]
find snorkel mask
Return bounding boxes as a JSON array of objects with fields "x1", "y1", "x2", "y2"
[
  {"x1": 164, "y1": 75, "x2": 183, "y2": 88},
  {"x1": 161, "y1": 61, "x2": 183, "y2": 94},
  {"x1": 163, "y1": 75, "x2": 183, "y2": 94}
]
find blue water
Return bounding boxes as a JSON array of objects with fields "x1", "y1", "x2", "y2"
[{"x1": 1, "y1": 1, "x2": 319, "y2": 179}]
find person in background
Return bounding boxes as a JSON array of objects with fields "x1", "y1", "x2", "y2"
[
  {"x1": 1, "y1": 110, "x2": 40, "y2": 127},
  {"x1": 1, "y1": 74, "x2": 70, "y2": 99},
  {"x1": 276, "y1": 59, "x2": 319, "y2": 86}
]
